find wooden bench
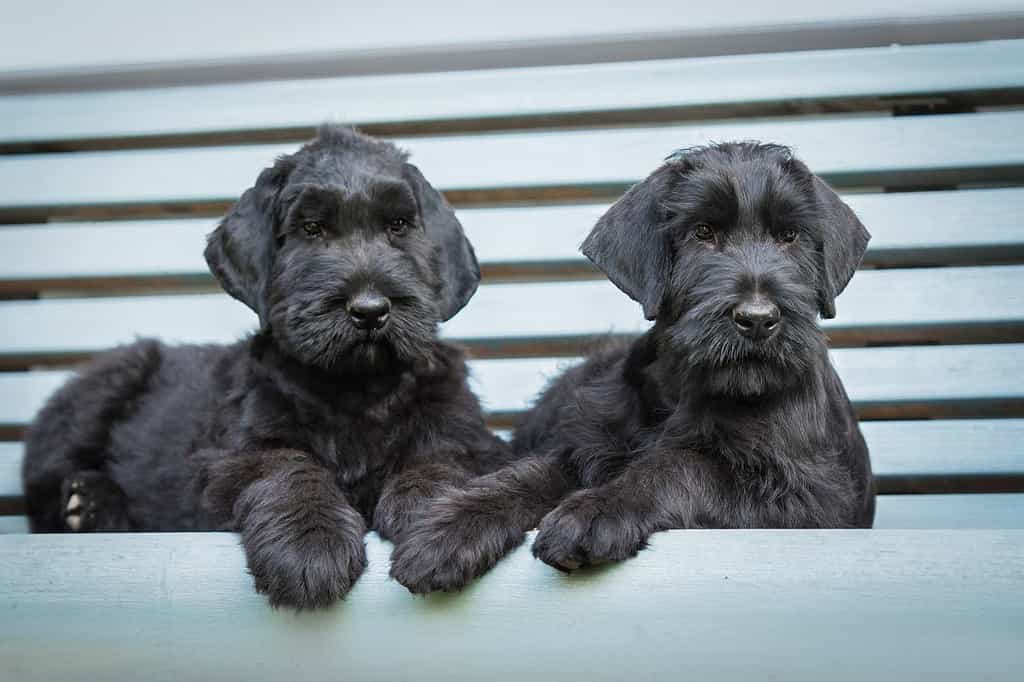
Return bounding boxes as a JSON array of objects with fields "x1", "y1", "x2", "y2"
[{"x1": 1, "y1": 18, "x2": 1022, "y2": 680}]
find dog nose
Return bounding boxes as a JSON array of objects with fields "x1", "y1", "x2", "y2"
[
  {"x1": 732, "y1": 297, "x2": 781, "y2": 340},
  {"x1": 347, "y1": 293, "x2": 391, "y2": 330}
]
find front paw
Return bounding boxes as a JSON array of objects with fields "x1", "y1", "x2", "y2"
[
  {"x1": 243, "y1": 520, "x2": 367, "y2": 610},
  {"x1": 532, "y1": 491, "x2": 649, "y2": 572},
  {"x1": 389, "y1": 497, "x2": 525, "y2": 594},
  {"x1": 373, "y1": 466, "x2": 468, "y2": 543},
  {"x1": 239, "y1": 482, "x2": 367, "y2": 610}
]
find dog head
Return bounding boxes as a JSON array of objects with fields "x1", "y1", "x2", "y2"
[
  {"x1": 205, "y1": 125, "x2": 480, "y2": 371},
  {"x1": 583, "y1": 142, "x2": 869, "y2": 397}
]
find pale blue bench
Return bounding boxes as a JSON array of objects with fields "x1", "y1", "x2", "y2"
[{"x1": 0, "y1": 31, "x2": 1023, "y2": 680}]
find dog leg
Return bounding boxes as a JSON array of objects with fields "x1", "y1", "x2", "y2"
[
  {"x1": 193, "y1": 448, "x2": 284, "y2": 528},
  {"x1": 373, "y1": 462, "x2": 473, "y2": 543},
  {"x1": 23, "y1": 340, "x2": 162, "y2": 532},
  {"x1": 389, "y1": 455, "x2": 572, "y2": 593},
  {"x1": 229, "y1": 451, "x2": 367, "y2": 610},
  {"x1": 532, "y1": 448, "x2": 696, "y2": 571}
]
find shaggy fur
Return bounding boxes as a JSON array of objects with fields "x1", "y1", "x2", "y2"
[
  {"x1": 390, "y1": 142, "x2": 875, "y2": 593},
  {"x1": 22, "y1": 126, "x2": 512, "y2": 609}
]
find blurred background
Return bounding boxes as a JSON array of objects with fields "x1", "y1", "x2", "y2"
[{"x1": 4, "y1": 0, "x2": 1024, "y2": 90}]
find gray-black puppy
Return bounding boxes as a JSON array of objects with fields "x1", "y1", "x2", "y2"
[
  {"x1": 23, "y1": 126, "x2": 512, "y2": 609},
  {"x1": 390, "y1": 142, "x2": 874, "y2": 593}
]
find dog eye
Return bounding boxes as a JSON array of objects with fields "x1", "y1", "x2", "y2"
[
  {"x1": 780, "y1": 229, "x2": 799, "y2": 243},
  {"x1": 387, "y1": 217, "x2": 410, "y2": 236},
  {"x1": 302, "y1": 220, "x2": 325, "y2": 238},
  {"x1": 693, "y1": 223, "x2": 715, "y2": 242}
]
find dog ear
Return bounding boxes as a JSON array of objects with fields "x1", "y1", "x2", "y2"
[
  {"x1": 581, "y1": 164, "x2": 677, "y2": 320},
  {"x1": 812, "y1": 176, "x2": 871, "y2": 319},
  {"x1": 204, "y1": 159, "x2": 293, "y2": 328},
  {"x1": 403, "y1": 163, "x2": 481, "y2": 321}
]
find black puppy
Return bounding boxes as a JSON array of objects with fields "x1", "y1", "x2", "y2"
[
  {"x1": 22, "y1": 126, "x2": 512, "y2": 609},
  {"x1": 390, "y1": 142, "x2": 874, "y2": 592}
]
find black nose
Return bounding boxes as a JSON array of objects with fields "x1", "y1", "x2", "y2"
[
  {"x1": 347, "y1": 293, "x2": 391, "y2": 330},
  {"x1": 732, "y1": 297, "x2": 781, "y2": 340}
]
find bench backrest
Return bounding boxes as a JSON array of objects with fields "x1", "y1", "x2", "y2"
[{"x1": 1, "y1": 34, "x2": 1023, "y2": 532}]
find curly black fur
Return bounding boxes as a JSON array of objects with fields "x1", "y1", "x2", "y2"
[
  {"x1": 22, "y1": 126, "x2": 512, "y2": 609},
  {"x1": 390, "y1": 142, "x2": 875, "y2": 593}
]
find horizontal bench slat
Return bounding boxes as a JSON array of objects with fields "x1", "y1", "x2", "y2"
[
  {"x1": 1, "y1": 344, "x2": 1021, "y2": 426},
  {"x1": 2, "y1": 188, "x2": 1022, "y2": 286},
  {"x1": 850, "y1": 187, "x2": 1024, "y2": 265},
  {"x1": 3, "y1": 40, "x2": 1023, "y2": 146},
  {"x1": 1, "y1": 530, "x2": 1021, "y2": 680},
  {"x1": 472, "y1": 344, "x2": 1024, "y2": 414},
  {"x1": 0, "y1": 442, "x2": 19, "y2": 497},
  {"x1": 0, "y1": 265, "x2": 1020, "y2": 357},
  {"x1": 0, "y1": 372, "x2": 65, "y2": 426},
  {"x1": 875, "y1": 493, "x2": 1024, "y2": 529},
  {"x1": 1, "y1": 111, "x2": 1023, "y2": 211},
  {"x1": 8, "y1": 1, "x2": 1024, "y2": 89},
  {"x1": 4, "y1": 419, "x2": 1021, "y2": 500},
  {"x1": 3, "y1": 492, "x2": 1023, "y2": 530},
  {"x1": 0, "y1": 516, "x2": 25, "y2": 533},
  {"x1": 863, "y1": 419, "x2": 1024, "y2": 479}
]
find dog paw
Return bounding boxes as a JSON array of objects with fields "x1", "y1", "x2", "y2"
[
  {"x1": 373, "y1": 470, "x2": 466, "y2": 544},
  {"x1": 389, "y1": 502, "x2": 525, "y2": 594},
  {"x1": 532, "y1": 491, "x2": 649, "y2": 572},
  {"x1": 244, "y1": 522, "x2": 368, "y2": 610},
  {"x1": 234, "y1": 466, "x2": 369, "y2": 610},
  {"x1": 61, "y1": 472, "x2": 126, "y2": 532}
]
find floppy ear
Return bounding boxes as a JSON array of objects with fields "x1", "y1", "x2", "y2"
[
  {"x1": 581, "y1": 164, "x2": 677, "y2": 320},
  {"x1": 812, "y1": 176, "x2": 871, "y2": 319},
  {"x1": 204, "y1": 160, "x2": 293, "y2": 328},
  {"x1": 403, "y1": 163, "x2": 481, "y2": 321}
]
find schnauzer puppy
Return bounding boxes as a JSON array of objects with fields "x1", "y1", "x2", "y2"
[
  {"x1": 390, "y1": 142, "x2": 874, "y2": 593},
  {"x1": 22, "y1": 125, "x2": 512, "y2": 609}
]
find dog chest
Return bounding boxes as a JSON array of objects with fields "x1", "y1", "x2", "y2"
[{"x1": 307, "y1": 414, "x2": 410, "y2": 514}]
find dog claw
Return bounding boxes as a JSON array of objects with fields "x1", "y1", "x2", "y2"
[{"x1": 64, "y1": 492, "x2": 84, "y2": 530}]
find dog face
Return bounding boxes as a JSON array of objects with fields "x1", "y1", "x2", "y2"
[
  {"x1": 204, "y1": 126, "x2": 480, "y2": 371},
  {"x1": 583, "y1": 142, "x2": 870, "y2": 397}
]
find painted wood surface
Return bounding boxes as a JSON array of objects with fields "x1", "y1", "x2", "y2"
[
  {"x1": 0, "y1": 530, "x2": 1021, "y2": 681},
  {"x1": 4, "y1": 494, "x2": 1023, "y2": 534},
  {"x1": 3, "y1": 2, "x2": 1023, "y2": 92},
  {"x1": 3, "y1": 421, "x2": 1022, "y2": 502},
  {"x1": 861, "y1": 419, "x2": 1024, "y2": 478},
  {"x1": 0, "y1": 442, "x2": 19, "y2": 497},
  {"x1": 2, "y1": 111, "x2": 1024, "y2": 211},
  {"x1": 874, "y1": 493, "x2": 1024, "y2": 528},
  {"x1": 4, "y1": 494, "x2": 1024, "y2": 533},
  {"x1": 0, "y1": 344, "x2": 1020, "y2": 425},
  {"x1": 2, "y1": 188, "x2": 1022, "y2": 286},
  {"x1": 3, "y1": 39, "x2": 1023, "y2": 145},
  {"x1": 0, "y1": 265, "x2": 1020, "y2": 358}
]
